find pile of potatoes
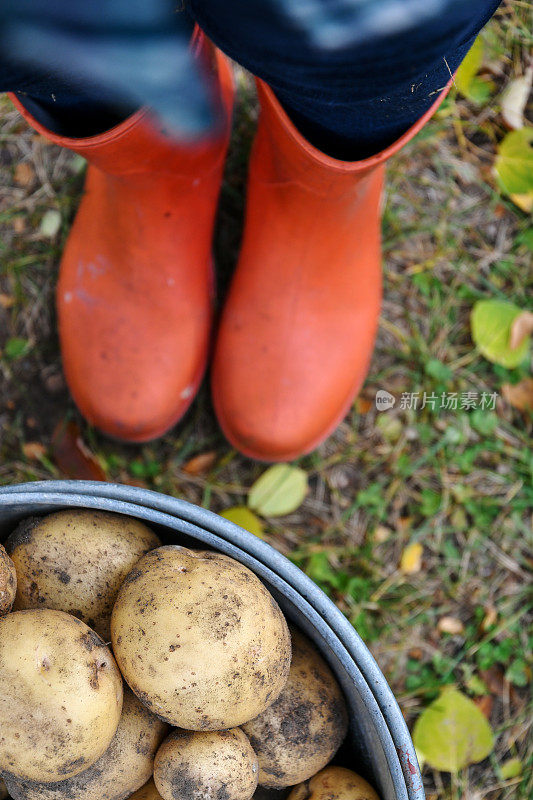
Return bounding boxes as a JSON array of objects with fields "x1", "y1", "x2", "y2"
[{"x1": 0, "y1": 509, "x2": 380, "y2": 800}]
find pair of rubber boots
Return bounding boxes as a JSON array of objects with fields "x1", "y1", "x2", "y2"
[{"x1": 11, "y1": 33, "x2": 448, "y2": 461}]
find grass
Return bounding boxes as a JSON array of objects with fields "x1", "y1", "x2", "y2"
[{"x1": 0, "y1": 2, "x2": 531, "y2": 798}]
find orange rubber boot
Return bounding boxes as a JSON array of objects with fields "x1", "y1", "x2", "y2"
[
  {"x1": 10, "y1": 35, "x2": 233, "y2": 442},
  {"x1": 212, "y1": 79, "x2": 451, "y2": 461}
]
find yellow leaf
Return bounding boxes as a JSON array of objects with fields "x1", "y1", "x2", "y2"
[
  {"x1": 220, "y1": 507, "x2": 264, "y2": 538},
  {"x1": 413, "y1": 687, "x2": 494, "y2": 772},
  {"x1": 400, "y1": 542, "x2": 423, "y2": 574},
  {"x1": 509, "y1": 193, "x2": 533, "y2": 213}
]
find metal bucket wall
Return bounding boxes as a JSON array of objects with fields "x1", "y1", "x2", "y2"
[{"x1": 0, "y1": 481, "x2": 424, "y2": 800}]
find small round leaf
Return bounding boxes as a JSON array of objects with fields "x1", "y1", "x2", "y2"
[{"x1": 248, "y1": 464, "x2": 308, "y2": 517}]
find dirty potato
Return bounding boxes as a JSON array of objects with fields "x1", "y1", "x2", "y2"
[
  {"x1": 154, "y1": 729, "x2": 258, "y2": 800},
  {"x1": 287, "y1": 767, "x2": 379, "y2": 800},
  {"x1": 128, "y1": 780, "x2": 164, "y2": 800},
  {"x1": 0, "y1": 778, "x2": 8, "y2": 800},
  {"x1": 6, "y1": 510, "x2": 160, "y2": 640},
  {"x1": 0, "y1": 609, "x2": 123, "y2": 783},
  {"x1": 4, "y1": 688, "x2": 168, "y2": 800},
  {"x1": 242, "y1": 628, "x2": 348, "y2": 788},
  {"x1": 0, "y1": 543, "x2": 17, "y2": 616},
  {"x1": 111, "y1": 546, "x2": 291, "y2": 729}
]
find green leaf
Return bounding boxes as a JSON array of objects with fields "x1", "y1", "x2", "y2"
[
  {"x1": 413, "y1": 686, "x2": 494, "y2": 773},
  {"x1": 3, "y1": 337, "x2": 31, "y2": 360},
  {"x1": 495, "y1": 128, "x2": 533, "y2": 196},
  {"x1": 500, "y1": 758, "x2": 523, "y2": 780},
  {"x1": 248, "y1": 464, "x2": 308, "y2": 517},
  {"x1": 455, "y1": 37, "x2": 484, "y2": 98},
  {"x1": 471, "y1": 300, "x2": 530, "y2": 368},
  {"x1": 220, "y1": 506, "x2": 264, "y2": 538}
]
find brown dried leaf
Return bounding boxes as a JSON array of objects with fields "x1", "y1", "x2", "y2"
[
  {"x1": 437, "y1": 616, "x2": 465, "y2": 635},
  {"x1": 12, "y1": 216, "x2": 25, "y2": 234},
  {"x1": 51, "y1": 421, "x2": 106, "y2": 481},
  {"x1": 509, "y1": 311, "x2": 533, "y2": 351},
  {"x1": 474, "y1": 694, "x2": 494, "y2": 720},
  {"x1": 355, "y1": 397, "x2": 373, "y2": 414},
  {"x1": 480, "y1": 666, "x2": 505, "y2": 696},
  {"x1": 14, "y1": 162, "x2": 35, "y2": 187},
  {"x1": 0, "y1": 294, "x2": 15, "y2": 309},
  {"x1": 22, "y1": 442, "x2": 47, "y2": 461},
  {"x1": 502, "y1": 378, "x2": 533, "y2": 412},
  {"x1": 183, "y1": 451, "x2": 217, "y2": 475}
]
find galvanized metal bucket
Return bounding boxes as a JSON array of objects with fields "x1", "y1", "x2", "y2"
[{"x1": 0, "y1": 480, "x2": 423, "y2": 800}]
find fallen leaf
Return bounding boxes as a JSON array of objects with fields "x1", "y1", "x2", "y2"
[
  {"x1": 502, "y1": 378, "x2": 533, "y2": 412},
  {"x1": 437, "y1": 616, "x2": 464, "y2": 635},
  {"x1": 400, "y1": 542, "x2": 423, "y2": 574},
  {"x1": 510, "y1": 311, "x2": 533, "y2": 350},
  {"x1": 500, "y1": 757, "x2": 523, "y2": 780},
  {"x1": 471, "y1": 300, "x2": 530, "y2": 368},
  {"x1": 51, "y1": 421, "x2": 106, "y2": 481},
  {"x1": 481, "y1": 605, "x2": 498, "y2": 631},
  {"x1": 473, "y1": 695, "x2": 493, "y2": 719},
  {"x1": 248, "y1": 464, "x2": 308, "y2": 517},
  {"x1": 455, "y1": 37, "x2": 483, "y2": 99},
  {"x1": 14, "y1": 162, "x2": 35, "y2": 186},
  {"x1": 12, "y1": 216, "x2": 25, "y2": 234},
  {"x1": 495, "y1": 128, "x2": 533, "y2": 197},
  {"x1": 220, "y1": 507, "x2": 264, "y2": 538},
  {"x1": 413, "y1": 686, "x2": 494, "y2": 772},
  {"x1": 480, "y1": 666, "x2": 505, "y2": 696},
  {"x1": 39, "y1": 209, "x2": 62, "y2": 238},
  {"x1": 501, "y1": 67, "x2": 532, "y2": 130},
  {"x1": 183, "y1": 451, "x2": 217, "y2": 475},
  {"x1": 0, "y1": 294, "x2": 15, "y2": 309},
  {"x1": 396, "y1": 516, "x2": 413, "y2": 533},
  {"x1": 355, "y1": 397, "x2": 373, "y2": 414},
  {"x1": 373, "y1": 525, "x2": 392, "y2": 543},
  {"x1": 22, "y1": 442, "x2": 47, "y2": 460},
  {"x1": 509, "y1": 192, "x2": 533, "y2": 212}
]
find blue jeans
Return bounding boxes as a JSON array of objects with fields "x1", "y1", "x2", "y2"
[{"x1": 1, "y1": 0, "x2": 501, "y2": 157}]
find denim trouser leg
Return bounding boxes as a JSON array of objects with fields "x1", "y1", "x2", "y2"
[
  {"x1": 186, "y1": 0, "x2": 501, "y2": 158},
  {"x1": 1, "y1": 0, "x2": 501, "y2": 152}
]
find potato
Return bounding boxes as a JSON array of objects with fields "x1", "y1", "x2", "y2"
[
  {"x1": 242, "y1": 628, "x2": 348, "y2": 788},
  {"x1": 0, "y1": 778, "x2": 8, "y2": 800},
  {"x1": 154, "y1": 729, "x2": 258, "y2": 800},
  {"x1": 111, "y1": 546, "x2": 291, "y2": 729},
  {"x1": 6, "y1": 510, "x2": 160, "y2": 640},
  {"x1": 287, "y1": 767, "x2": 379, "y2": 800},
  {"x1": 128, "y1": 780, "x2": 163, "y2": 800},
  {"x1": 0, "y1": 609, "x2": 123, "y2": 783},
  {"x1": 0, "y1": 544, "x2": 17, "y2": 616},
  {"x1": 3, "y1": 688, "x2": 168, "y2": 800}
]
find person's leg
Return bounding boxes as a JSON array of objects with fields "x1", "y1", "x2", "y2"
[
  {"x1": 6, "y1": 34, "x2": 235, "y2": 441},
  {"x1": 187, "y1": 0, "x2": 501, "y2": 159},
  {"x1": 205, "y1": 0, "x2": 502, "y2": 461},
  {"x1": 0, "y1": 60, "x2": 132, "y2": 137}
]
